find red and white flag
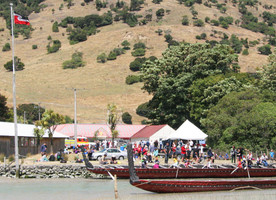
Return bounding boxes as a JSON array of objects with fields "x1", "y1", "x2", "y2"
[{"x1": 14, "y1": 14, "x2": 30, "y2": 26}]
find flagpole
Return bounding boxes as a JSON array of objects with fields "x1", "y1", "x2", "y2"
[{"x1": 10, "y1": 3, "x2": 20, "y2": 178}]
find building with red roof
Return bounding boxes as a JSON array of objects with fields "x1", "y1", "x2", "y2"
[
  {"x1": 55, "y1": 124, "x2": 146, "y2": 140},
  {"x1": 131, "y1": 124, "x2": 175, "y2": 142}
]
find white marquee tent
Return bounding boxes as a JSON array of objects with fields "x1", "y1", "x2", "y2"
[
  {"x1": 149, "y1": 125, "x2": 176, "y2": 142},
  {"x1": 168, "y1": 120, "x2": 208, "y2": 140}
]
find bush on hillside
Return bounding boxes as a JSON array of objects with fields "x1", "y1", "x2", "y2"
[
  {"x1": 47, "y1": 40, "x2": 61, "y2": 53},
  {"x1": 4, "y1": 57, "x2": 25, "y2": 71},
  {"x1": 125, "y1": 75, "x2": 142, "y2": 85},
  {"x1": 129, "y1": 57, "x2": 147, "y2": 71},
  {"x1": 2, "y1": 43, "x2": 10, "y2": 52},
  {"x1": 97, "y1": 53, "x2": 107, "y2": 63},
  {"x1": 122, "y1": 112, "x2": 132, "y2": 124},
  {"x1": 62, "y1": 52, "x2": 85, "y2": 69},
  {"x1": 193, "y1": 19, "x2": 204, "y2": 27},
  {"x1": 258, "y1": 44, "x2": 272, "y2": 55},
  {"x1": 52, "y1": 21, "x2": 59, "y2": 32},
  {"x1": 131, "y1": 48, "x2": 146, "y2": 57}
]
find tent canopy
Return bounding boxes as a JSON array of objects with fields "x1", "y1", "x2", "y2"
[{"x1": 168, "y1": 120, "x2": 208, "y2": 140}]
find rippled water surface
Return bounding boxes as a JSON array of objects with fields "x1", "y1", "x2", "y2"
[{"x1": 1, "y1": 177, "x2": 276, "y2": 200}]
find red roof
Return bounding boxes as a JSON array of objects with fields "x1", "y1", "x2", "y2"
[
  {"x1": 55, "y1": 124, "x2": 146, "y2": 139},
  {"x1": 131, "y1": 125, "x2": 166, "y2": 138}
]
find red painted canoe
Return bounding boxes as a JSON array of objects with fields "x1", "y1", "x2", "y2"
[
  {"x1": 86, "y1": 166, "x2": 276, "y2": 179},
  {"x1": 125, "y1": 143, "x2": 276, "y2": 193}
]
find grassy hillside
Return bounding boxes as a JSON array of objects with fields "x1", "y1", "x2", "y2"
[{"x1": 0, "y1": 0, "x2": 275, "y2": 124}]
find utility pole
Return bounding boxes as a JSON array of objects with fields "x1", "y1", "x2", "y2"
[
  {"x1": 10, "y1": 3, "x2": 19, "y2": 178},
  {"x1": 34, "y1": 102, "x2": 42, "y2": 121},
  {"x1": 66, "y1": 88, "x2": 86, "y2": 148},
  {"x1": 23, "y1": 111, "x2": 26, "y2": 124}
]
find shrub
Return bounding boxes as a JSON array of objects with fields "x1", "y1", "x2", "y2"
[
  {"x1": 258, "y1": 44, "x2": 272, "y2": 55},
  {"x1": 122, "y1": 112, "x2": 132, "y2": 124},
  {"x1": 182, "y1": 15, "x2": 189, "y2": 25},
  {"x1": 47, "y1": 35, "x2": 52, "y2": 40},
  {"x1": 156, "y1": 8, "x2": 165, "y2": 19},
  {"x1": 152, "y1": 0, "x2": 163, "y2": 4},
  {"x1": 136, "y1": 102, "x2": 150, "y2": 117},
  {"x1": 201, "y1": 33, "x2": 207, "y2": 39},
  {"x1": 62, "y1": 52, "x2": 85, "y2": 69},
  {"x1": 125, "y1": 75, "x2": 141, "y2": 84},
  {"x1": 129, "y1": 57, "x2": 146, "y2": 71},
  {"x1": 134, "y1": 42, "x2": 146, "y2": 49},
  {"x1": 107, "y1": 51, "x2": 117, "y2": 60},
  {"x1": 193, "y1": 19, "x2": 204, "y2": 27},
  {"x1": 112, "y1": 48, "x2": 125, "y2": 56},
  {"x1": 32, "y1": 44, "x2": 38, "y2": 49},
  {"x1": 47, "y1": 40, "x2": 61, "y2": 53},
  {"x1": 97, "y1": 53, "x2": 107, "y2": 63},
  {"x1": 205, "y1": 17, "x2": 210, "y2": 23},
  {"x1": 121, "y1": 40, "x2": 130, "y2": 50},
  {"x1": 4, "y1": 57, "x2": 25, "y2": 71},
  {"x1": 0, "y1": 28, "x2": 4, "y2": 32},
  {"x1": 164, "y1": 34, "x2": 173, "y2": 43},
  {"x1": 52, "y1": 21, "x2": 59, "y2": 32},
  {"x1": 131, "y1": 48, "x2": 146, "y2": 57},
  {"x1": 242, "y1": 48, "x2": 249, "y2": 55},
  {"x1": 211, "y1": 19, "x2": 219, "y2": 26},
  {"x1": 196, "y1": 35, "x2": 201, "y2": 40},
  {"x1": 2, "y1": 43, "x2": 11, "y2": 52}
]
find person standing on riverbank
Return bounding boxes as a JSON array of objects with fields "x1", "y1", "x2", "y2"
[
  {"x1": 40, "y1": 143, "x2": 47, "y2": 155},
  {"x1": 231, "y1": 146, "x2": 236, "y2": 163}
]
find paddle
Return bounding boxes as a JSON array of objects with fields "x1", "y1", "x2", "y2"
[{"x1": 230, "y1": 166, "x2": 239, "y2": 174}]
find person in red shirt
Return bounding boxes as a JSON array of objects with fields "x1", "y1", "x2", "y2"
[{"x1": 181, "y1": 145, "x2": 186, "y2": 162}]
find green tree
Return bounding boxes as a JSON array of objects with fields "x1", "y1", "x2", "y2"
[
  {"x1": 62, "y1": 52, "x2": 85, "y2": 69},
  {"x1": 121, "y1": 40, "x2": 130, "y2": 50},
  {"x1": 156, "y1": 8, "x2": 165, "y2": 19},
  {"x1": 107, "y1": 104, "x2": 120, "y2": 146},
  {"x1": 122, "y1": 112, "x2": 132, "y2": 124},
  {"x1": 37, "y1": 110, "x2": 65, "y2": 153},
  {"x1": 97, "y1": 53, "x2": 107, "y2": 63},
  {"x1": 0, "y1": 94, "x2": 9, "y2": 121},
  {"x1": 52, "y1": 21, "x2": 59, "y2": 32},
  {"x1": 258, "y1": 49, "x2": 276, "y2": 92},
  {"x1": 202, "y1": 89, "x2": 276, "y2": 151},
  {"x1": 47, "y1": 40, "x2": 61, "y2": 53},
  {"x1": 141, "y1": 43, "x2": 238, "y2": 128},
  {"x1": 4, "y1": 57, "x2": 25, "y2": 71},
  {"x1": 193, "y1": 19, "x2": 204, "y2": 27},
  {"x1": 17, "y1": 103, "x2": 45, "y2": 124},
  {"x1": 33, "y1": 125, "x2": 45, "y2": 153},
  {"x1": 2, "y1": 43, "x2": 10, "y2": 51},
  {"x1": 258, "y1": 44, "x2": 272, "y2": 55},
  {"x1": 182, "y1": 15, "x2": 189, "y2": 25},
  {"x1": 130, "y1": 0, "x2": 144, "y2": 11}
]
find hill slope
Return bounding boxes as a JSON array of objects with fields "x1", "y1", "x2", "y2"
[{"x1": 0, "y1": 0, "x2": 275, "y2": 124}]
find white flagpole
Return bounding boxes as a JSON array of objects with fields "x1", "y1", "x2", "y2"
[{"x1": 10, "y1": 3, "x2": 20, "y2": 178}]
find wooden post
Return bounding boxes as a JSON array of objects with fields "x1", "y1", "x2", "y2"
[
  {"x1": 114, "y1": 174, "x2": 118, "y2": 199},
  {"x1": 4, "y1": 157, "x2": 6, "y2": 168}
]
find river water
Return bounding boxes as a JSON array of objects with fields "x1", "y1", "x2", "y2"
[{"x1": 1, "y1": 177, "x2": 276, "y2": 200}]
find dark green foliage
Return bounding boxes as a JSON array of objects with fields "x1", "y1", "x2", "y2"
[
  {"x1": 156, "y1": 8, "x2": 165, "y2": 19},
  {"x1": 152, "y1": 0, "x2": 162, "y2": 4},
  {"x1": 125, "y1": 13, "x2": 138, "y2": 27},
  {"x1": 47, "y1": 40, "x2": 61, "y2": 53},
  {"x1": 134, "y1": 42, "x2": 146, "y2": 49},
  {"x1": 4, "y1": 56, "x2": 25, "y2": 71},
  {"x1": 17, "y1": 103, "x2": 45, "y2": 124},
  {"x1": 182, "y1": 15, "x2": 189, "y2": 25},
  {"x1": 62, "y1": 52, "x2": 85, "y2": 69},
  {"x1": 107, "y1": 51, "x2": 117, "y2": 60},
  {"x1": 205, "y1": 17, "x2": 210, "y2": 23},
  {"x1": 242, "y1": 48, "x2": 249, "y2": 55},
  {"x1": 32, "y1": 44, "x2": 38, "y2": 49},
  {"x1": 129, "y1": 57, "x2": 147, "y2": 71},
  {"x1": 52, "y1": 21, "x2": 59, "y2": 32},
  {"x1": 0, "y1": 28, "x2": 4, "y2": 32},
  {"x1": 268, "y1": 37, "x2": 276, "y2": 46},
  {"x1": 96, "y1": 0, "x2": 107, "y2": 11},
  {"x1": 122, "y1": 112, "x2": 132, "y2": 124},
  {"x1": 196, "y1": 33, "x2": 206, "y2": 40},
  {"x1": 262, "y1": 11, "x2": 276, "y2": 26},
  {"x1": 97, "y1": 53, "x2": 107, "y2": 63},
  {"x1": 202, "y1": 89, "x2": 276, "y2": 151},
  {"x1": 47, "y1": 35, "x2": 52, "y2": 40},
  {"x1": 125, "y1": 75, "x2": 142, "y2": 84},
  {"x1": 229, "y1": 34, "x2": 243, "y2": 54},
  {"x1": 164, "y1": 34, "x2": 173, "y2": 43},
  {"x1": 116, "y1": 0, "x2": 125, "y2": 8},
  {"x1": 193, "y1": 19, "x2": 204, "y2": 27},
  {"x1": 112, "y1": 48, "x2": 125, "y2": 56},
  {"x1": 0, "y1": 93, "x2": 9, "y2": 121},
  {"x1": 131, "y1": 48, "x2": 146, "y2": 57},
  {"x1": 60, "y1": 12, "x2": 113, "y2": 44},
  {"x1": 141, "y1": 43, "x2": 238, "y2": 128},
  {"x1": 210, "y1": 19, "x2": 219, "y2": 26},
  {"x1": 2, "y1": 43, "x2": 10, "y2": 52},
  {"x1": 136, "y1": 102, "x2": 150, "y2": 117},
  {"x1": 258, "y1": 44, "x2": 272, "y2": 55},
  {"x1": 121, "y1": 40, "x2": 130, "y2": 50},
  {"x1": 130, "y1": 0, "x2": 144, "y2": 11}
]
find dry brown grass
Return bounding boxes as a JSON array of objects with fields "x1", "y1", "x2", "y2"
[{"x1": 0, "y1": 0, "x2": 275, "y2": 123}]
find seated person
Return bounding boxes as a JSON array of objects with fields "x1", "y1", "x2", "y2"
[
  {"x1": 141, "y1": 156, "x2": 147, "y2": 168},
  {"x1": 153, "y1": 157, "x2": 160, "y2": 168},
  {"x1": 100, "y1": 153, "x2": 108, "y2": 165},
  {"x1": 170, "y1": 158, "x2": 179, "y2": 168},
  {"x1": 110, "y1": 155, "x2": 117, "y2": 164},
  {"x1": 49, "y1": 154, "x2": 55, "y2": 161}
]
